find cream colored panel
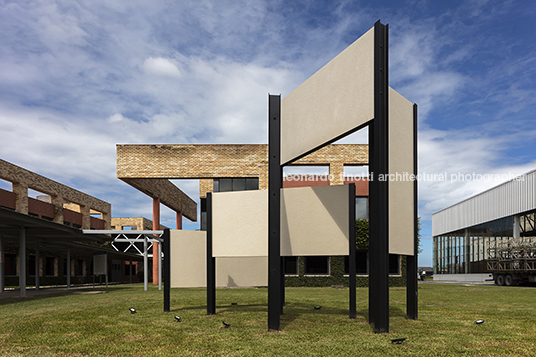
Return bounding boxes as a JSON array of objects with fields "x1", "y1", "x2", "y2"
[
  {"x1": 212, "y1": 190, "x2": 268, "y2": 257},
  {"x1": 281, "y1": 26, "x2": 374, "y2": 165},
  {"x1": 216, "y1": 257, "x2": 268, "y2": 287},
  {"x1": 170, "y1": 230, "x2": 207, "y2": 288},
  {"x1": 281, "y1": 185, "x2": 349, "y2": 256},
  {"x1": 388, "y1": 87, "x2": 415, "y2": 256}
]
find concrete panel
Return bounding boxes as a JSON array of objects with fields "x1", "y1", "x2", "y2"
[
  {"x1": 216, "y1": 256, "x2": 268, "y2": 287},
  {"x1": 281, "y1": 27, "x2": 374, "y2": 165},
  {"x1": 212, "y1": 190, "x2": 268, "y2": 257},
  {"x1": 388, "y1": 88, "x2": 415, "y2": 256},
  {"x1": 281, "y1": 185, "x2": 349, "y2": 256},
  {"x1": 212, "y1": 185, "x2": 351, "y2": 257},
  {"x1": 170, "y1": 230, "x2": 206, "y2": 288}
]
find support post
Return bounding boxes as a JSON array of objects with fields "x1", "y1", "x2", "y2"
[
  {"x1": 406, "y1": 103, "x2": 418, "y2": 320},
  {"x1": 66, "y1": 249, "x2": 71, "y2": 289},
  {"x1": 280, "y1": 257, "x2": 285, "y2": 312},
  {"x1": 19, "y1": 227, "x2": 26, "y2": 297},
  {"x1": 153, "y1": 197, "x2": 160, "y2": 285},
  {"x1": 163, "y1": 229, "x2": 171, "y2": 312},
  {"x1": 0, "y1": 234, "x2": 4, "y2": 293},
  {"x1": 369, "y1": 20, "x2": 389, "y2": 333},
  {"x1": 35, "y1": 247, "x2": 40, "y2": 290},
  {"x1": 158, "y1": 240, "x2": 162, "y2": 291},
  {"x1": 144, "y1": 236, "x2": 148, "y2": 291},
  {"x1": 207, "y1": 193, "x2": 216, "y2": 315},
  {"x1": 176, "y1": 211, "x2": 183, "y2": 230},
  {"x1": 268, "y1": 94, "x2": 282, "y2": 330},
  {"x1": 349, "y1": 183, "x2": 356, "y2": 319},
  {"x1": 129, "y1": 259, "x2": 133, "y2": 284}
]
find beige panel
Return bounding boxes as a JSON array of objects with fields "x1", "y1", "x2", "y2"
[
  {"x1": 388, "y1": 87, "x2": 415, "y2": 256},
  {"x1": 281, "y1": 26, "x2": 374, "y2": 165},
  {"x1": 216, "y1": 257, "x2": 268, "y2": 287},
  {"x1": 281, "y1": 185, "x2": 349, "y2": 256},
  {"x1": 170, "y1": 230, "x2": 207, "y2": 288},
  {"x1": 212, "y1": 190, "x2": 268, "y2": 257}
]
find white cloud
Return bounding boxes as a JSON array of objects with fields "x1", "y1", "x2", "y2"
[{"x1": 142, "y1": 57, "x2": 182, "y2": 78}]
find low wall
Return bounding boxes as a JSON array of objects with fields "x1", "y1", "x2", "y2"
[{"x1": 433, "y1": 273, "x2": 493, "y2": 283}]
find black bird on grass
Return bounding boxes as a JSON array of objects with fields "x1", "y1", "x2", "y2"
[
  {"x1": 129, "y1": 308, "x2": 136, "y2": 314},
  {"x1": 222, "y1": 321, "x2": 231, "y2": 328},
  {"x1": 391, "y1": 337, "x2": 406, "y2": 344},
  {"x1": 314, "y1": 306, "x2": 321, "y2": 310},
  {"x1": 174, "y1": 316, "x2": 181, "y2": 322}
]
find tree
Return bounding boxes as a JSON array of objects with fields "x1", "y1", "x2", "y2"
[
  {"x1": 355, "y1": 219, "x2": 369, "y2": 250},
  {"x1": 355, "y1": 217, "x2": 422, "y2": 254}
]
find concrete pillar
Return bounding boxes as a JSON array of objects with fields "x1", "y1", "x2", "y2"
[
  {"x1": 51, "y1": 195, "x2": 64, "y2": 224},
  {"x1": 13, "y1": 183, "x2": 28, "y2": 215},
  {"x1": 329, "y1": 163, "x2": 344, "y2": 185},
  {"x1": 19, "y1": 227, "x2": 26, "y2": 297},
  {"x1": 66, "y1": 249, "x2": 71, "y2": 289},
  {"x1": 144, "y1": 237, "x2": 148, "y2": 291},
  {"x1": 152, "y1": 198, "x2": 160, "y2": 285},
  {"x1": 176, "y1": 211, "x2": 182, "y2": 230},
  {"x1": 35, "y1": 248, "x2": 40, "y2": 290},
  {"x1": 0, "y1": 234, "x2": 4, "y2": 293}
]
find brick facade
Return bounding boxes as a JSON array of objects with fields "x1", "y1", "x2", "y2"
[
  {"x1": 0, "y1": 159, "x2": 111, "y2": 229},
  {"x1": 111, "y1": 217, "x2": 168, "y2": 230}
]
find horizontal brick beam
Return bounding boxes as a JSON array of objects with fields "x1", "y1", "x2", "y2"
[{"x1": 120, "y1": 178, "x2": 197, "y2": 222}]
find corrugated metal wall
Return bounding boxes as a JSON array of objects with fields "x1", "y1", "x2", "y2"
[{"x1": 432, "y1": 169, "x2": 536, "y2": 236}]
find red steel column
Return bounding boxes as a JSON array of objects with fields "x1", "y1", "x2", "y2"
[
  {"x1": 176, "y1": 211, "x2": 182, "y2": 230},
  {"x1": 152, "y1": 198, "x2": 160, "y2": 285}
]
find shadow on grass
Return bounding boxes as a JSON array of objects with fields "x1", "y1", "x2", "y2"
[{"x1": 280, "y1": 302, "x2": 356, "y2": 329}]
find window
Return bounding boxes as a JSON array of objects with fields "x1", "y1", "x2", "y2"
[
  {"x1": 124, "y1": 263, "x2": 136, "y2": 276},
  {"x1": 344, "y1": 252, "x2": 400, "y2": 275},
  {"x1": 29, "y1": 255, "x2": 36, "y2": 276},
  {"x1": 5, "y1": 253, "x2": 17, "y2": 276},
  {"x1": 213, "y1": 178, "x2": 259, "y2": 193},
  {"x1": 304, "y1": 256, "x2": 329, "y2": 275},
  {"x1": 75, "y1": 259, "x2": 85, "y2": 276},
  {"x1": 356, "y1": 197, "x2": 368, "y2": 220},
  {"x1": 45, "y1": 257, "x2": 56, "y2": 276},
  {"x1": 389, "y1": 254, "x2": 400, "y2": 275},
  {"x1": 283, "y1": 257, "x2": 298, "y2": 275},
  {"x1": 344, "y1": 251, "x2": 369, "y2": 275}
]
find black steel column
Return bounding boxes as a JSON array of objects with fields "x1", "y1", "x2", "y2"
[
  {"x1": 280, "y1": 256, "x2": 285, "y2": 312},
  {"x1": 369, "y1": 20, "x2": 389, "y2": 333},
  {"x1": 349, "y1": 183, "x2": 356, "y2": 319},
  {"x1": 268, "y1": 94, "x2": 282, "y2": 330},
  {"x1": 207, "y1": 193, "x2": 216, "y2": 315},
  {"x1": 407, "y1": 104, "x2": 418, "y2": 319},
  {"x1": 163, "y1": 228, "x2": 171, "y2": 312}
]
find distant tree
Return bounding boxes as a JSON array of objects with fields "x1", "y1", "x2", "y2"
[
  {"x1": 355, "y1": 219, "x2": 369, "y2": 250},
  {"x1": 355, "y1": 217, "x2": 422, "y2": 254}
]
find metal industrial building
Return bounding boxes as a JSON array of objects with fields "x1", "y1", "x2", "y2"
[{"x1": 432, "y1": 169, "x2": 536, "y2": 282}]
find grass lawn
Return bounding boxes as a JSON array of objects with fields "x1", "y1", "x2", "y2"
[{"x1": 0, "y1": 283, "x2": 535, "y2": 356}]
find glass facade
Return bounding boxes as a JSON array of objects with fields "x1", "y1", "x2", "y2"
[{"x1": 434, "y1": 215, "x2": 514, "y2": 274}]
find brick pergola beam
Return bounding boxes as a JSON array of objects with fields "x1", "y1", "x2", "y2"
[{"x1": 120, "y1": 178, "x2": 197, "y2": 222}]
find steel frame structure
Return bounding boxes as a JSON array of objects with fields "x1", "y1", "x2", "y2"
[{"x1": 83, "y1": 230, "x2": 165, "y2": 291}]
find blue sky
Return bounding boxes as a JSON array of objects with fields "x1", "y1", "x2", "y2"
[{"x1": 1, "y1": 0, "x2": 535, "y2": 267}]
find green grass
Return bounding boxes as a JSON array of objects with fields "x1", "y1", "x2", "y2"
[{"x1": 1, "y1": 284, "x2": 535, "y2": 356}]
